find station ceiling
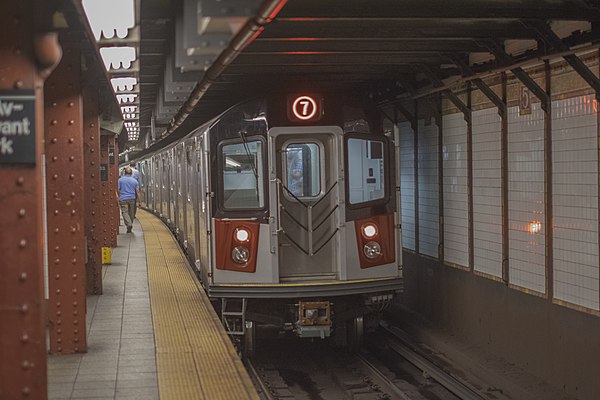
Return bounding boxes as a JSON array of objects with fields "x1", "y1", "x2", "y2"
[{"x1": 133, "y1": 0, "x2": 600, "y2": 155}]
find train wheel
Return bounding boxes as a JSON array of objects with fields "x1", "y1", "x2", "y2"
[
  {"x1": 347, "y1": 316, "x2": 364, "y2": 353},
  {"x1": 243, "y1": 321, "x2": 256, "y2": 358}
]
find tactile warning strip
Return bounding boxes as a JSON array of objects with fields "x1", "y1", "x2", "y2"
[{"x1": 138, "y1": 210, "x2": 259, "y2": 400}]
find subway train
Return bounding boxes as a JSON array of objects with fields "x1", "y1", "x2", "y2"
[{"x1": 134, "y1": 92, "x2": 403, "y2": 353}]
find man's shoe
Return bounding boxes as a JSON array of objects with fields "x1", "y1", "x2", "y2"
[{"x1": 126, "y1": 227, "x2": 132, "y2": 233}]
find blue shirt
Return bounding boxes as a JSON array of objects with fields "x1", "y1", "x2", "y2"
[{"x1": 118, "y1": 175, "x2": 139, "y2": 201}]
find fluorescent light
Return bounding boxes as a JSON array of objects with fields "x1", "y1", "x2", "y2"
[
  {"x1": 100, "y1": 47, "x2": 136, "y2": 70},
  {"x1": 116, "y1": 94, "x2": 137, "y2": 104},
  {"x1": 225, "y1": 157, "x2": 241, "y2": 168},
  {"x1": 110, "y1": 77, "x2": 137, "y2": 92},
  {"x1": 82, "y1": 0, "x2": 135, "y2": 40},
  {"x1": 121, "y1": 106, "x2": 138, "y2": 113}
]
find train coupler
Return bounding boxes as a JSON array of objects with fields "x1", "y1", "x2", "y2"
[{"x1": 296, "y1": 301, "x2": 331, "y2": 339}]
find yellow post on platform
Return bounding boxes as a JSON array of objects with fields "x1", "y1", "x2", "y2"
[{"x1": 102, "y1": 247, "x2": 112, "y2": 264}]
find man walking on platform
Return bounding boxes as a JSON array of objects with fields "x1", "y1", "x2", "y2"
[{"x1": 117, "y1": 166, "x2": 142, "y2": 233}]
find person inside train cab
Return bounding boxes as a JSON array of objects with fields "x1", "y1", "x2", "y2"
[
  {"x1": 286, "y1": 147, "x2": 304, "y2": 197},
  {"x1": 117, "y1": 166, "x2": 142, "y2": 233},
  {"x1": 130, "y1": 162, "x2": 141, "y2": 217}
]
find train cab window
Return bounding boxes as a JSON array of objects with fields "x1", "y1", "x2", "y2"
[
  {"x1": 221, "y1": 140, "x2": 265, "y2": 209},
  {"x1": 284, "y1": 143, "x2": 321, "y2": 199},
  {"x1": 347, "y1": 138, "x2": 386, "y2": 205}
]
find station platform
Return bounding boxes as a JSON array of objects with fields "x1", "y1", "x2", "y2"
[{"x1": 48, "y1": 210, "x2": 258, "y2": 400}]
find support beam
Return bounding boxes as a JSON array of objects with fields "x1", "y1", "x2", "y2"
[
  {"x1": 467, "y1": 82, "x2": 474, "y2": 271},
  {"x1": 44, "y1": 43, "x2": 87, "y2": 354},
  {"x1": 501, "y1": 73, "x2": 509, "y2": 285},
  {"x1": 419, "y1": 64, "x2": 471, "y2": 123},
  {"x1": 0, "y1": 1, "x2": 55, "y2": 397},
  {"x1": 413, "y1": 100, "x2": 420, "y2": 255},
  {"x1": 100, "y1": 134, "x2": 113, "y2": 250},
  {"x1": 531, "y1": 21, "x2": 600, "y2": 97},
  {"x1": 83, "y1": 87, "x2": 103, "y2": 294},
  {"x1": 449, "y1": 54, "x2": 506, "y2": 117},
  {"x1": 487, "y1": 42, "x2": 550, "y2": 112},
  {"x1": 543, "y1": 61, "x2": 554, "y2": 301},
  {"x1": 394, "y1": 102, "x2": 417, "y2": 131}
]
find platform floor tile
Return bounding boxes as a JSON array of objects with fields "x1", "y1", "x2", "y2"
[
  {"x1": 48, "y1": 218, "x2": 159, "y2": 400},
  {"x1": 138, "y1": 210, "x2": 259, "y2": 400}
]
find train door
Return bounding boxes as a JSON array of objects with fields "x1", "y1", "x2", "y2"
[
  {"x1": 153, "y1": 156, "x2": 160, "y2": 213},
  {"x1": 169, "y1": 150, "x2": 176, "y2": 225},
  {"x1": 161, "y1": 155, "x2": 170, "y2": 220},
  {"x1": 176, "y1": 145, "x2": 186, "y2": 236},
  {"x1": 184, "y1": 141, "x2": 196, "y2": 257},
  {"x1": 269, "y1": 126, "x2": 344, "y2": 280},
  {"x1": 196, "y1": 136, "x2": 211, "y2": 282}
]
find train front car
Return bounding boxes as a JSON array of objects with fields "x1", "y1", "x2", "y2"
[{"x1": 208, "y1": 92, "x2": 403, "y2": 352}]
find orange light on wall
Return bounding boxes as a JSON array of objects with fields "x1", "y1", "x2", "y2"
[{"x1": 528, "y1": 221, "x2": 542, "y2": 234}]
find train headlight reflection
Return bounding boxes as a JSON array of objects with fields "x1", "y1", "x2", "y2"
[
  {"x1": 363, "y1": 241, "x2": 381, "y2": 259},
  {"x1": 232, "y1": 246, "x2": 250, "y2": 264},
  {"x1": 361, "y1": 223, "x2": 378, "y2": 239},
  {"x1": 234, "y1": 228, "x2": 250, "y2": 243}
]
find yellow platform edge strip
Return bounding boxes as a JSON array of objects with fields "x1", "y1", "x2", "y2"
[{"x1": 138, "y1": 210, "x2": 259, "y2": 400}]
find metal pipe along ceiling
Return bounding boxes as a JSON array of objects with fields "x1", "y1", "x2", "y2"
[{"x1": 167, "y1": 0, "x2": 289, "y2": 136}]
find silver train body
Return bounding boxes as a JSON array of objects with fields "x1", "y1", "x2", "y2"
[{"x1": 136, "y1": 93, "x2": 403, "y2": 344}]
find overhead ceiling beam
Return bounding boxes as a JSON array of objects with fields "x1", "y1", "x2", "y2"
[
  {"x1": 260, "y1": 19, "x2": 542, "y2": 40},
  {"x1": 530, "y1": 21, "x2": 600, "y2": 96},
  {"x1": 486, "y1": 41, "x2": 550, "y2": 112},
  {"x1": 419, "y1": 64, "x2": 471, "y2": 122},
  {"x1": 278, "y1": 0, "x2": 600, "y2": 20}
]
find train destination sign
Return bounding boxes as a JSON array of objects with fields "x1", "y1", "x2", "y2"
[{"x1": 0, "y1": 90, "x2": 36, "y2": 165}]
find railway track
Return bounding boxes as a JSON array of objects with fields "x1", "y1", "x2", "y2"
[
  {"x1": 243, "y1": 325, "x2": 499, "y2": 400},
  {"x1": 375, "y1": 324, "x2": 490, "y2": 400}
]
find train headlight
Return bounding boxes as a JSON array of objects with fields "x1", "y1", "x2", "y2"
[
  {"x1": 232, "y1": 246, "x2": 250, "y2": 264},
  {"x1": 361, "y1": 223, "x2": 378, "y2": 239},
  {"x1": 363, "y1": 241, "x2": 382, "y2": 259},
  {"x1": 234, "y1": 227, "x2": 250, "y2": 243}
]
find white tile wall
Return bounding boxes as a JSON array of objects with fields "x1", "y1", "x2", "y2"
[
  {"x1": 418, "y1": 119, "x2": 440, "y2": 258},
  {"x1": 442, "y1": 113, "x2": 469, "y2": 267},
  {"x1": 508, "y1": 103, "x2": 546, "y2": 293},
  {"x1": 472, "y1": 108, "x2": 503, "y2": 278},
  {"x1": 552, "y1": 95, "x2": 599, "y2": 311},
  {"x1": 399, "y1": 121, "x2": 416, "y2": 251}
]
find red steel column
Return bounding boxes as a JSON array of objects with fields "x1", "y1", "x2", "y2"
[
  {"x1": 83, "y1": 87, "x2": 102, "y2": 294},
  {"x1": 0, "y1": 2, "x2": 57, "y2": 398},
  {"x1": 101, "y1": 133, "x2": 119, "y2": 248},
  {"x1": 100, "y1": 134, "x2": 112, "y2": 249},
  {"x1": 110, "y1": 136, "x2": 119, "y2": 245},
  {"x1": 44, "y1": 43, "x2": 87, "y2": 354}
]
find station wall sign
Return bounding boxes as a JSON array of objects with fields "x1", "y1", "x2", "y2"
[{"x1": 0, "y1": 90, "x2": 36, "y2": 165}]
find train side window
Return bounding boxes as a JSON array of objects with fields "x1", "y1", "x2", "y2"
[
  {"x1": 284, "y1": 143, "x2": 321, "y2": 199},
  {"x1": 347, "y1": 138, "x2": 386, "y2": 205},
  {"x1": 221, "y1": 140, "x2": 265, "y2": 209}
]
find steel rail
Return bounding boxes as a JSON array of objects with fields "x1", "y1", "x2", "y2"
[
  {"x1": 355, "y1": 354, "x2": 412, "y2": 400},
  {"x1": 382, "y1": 325, "x2": 488, "y2": 400},
  {"x1": 244, "y1": 358, "x2": 277, "y2": 400}
]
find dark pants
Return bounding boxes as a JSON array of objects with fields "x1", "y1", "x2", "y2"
[{"x1": 120, "y1": 199, "x2": 135, "y2": 230}]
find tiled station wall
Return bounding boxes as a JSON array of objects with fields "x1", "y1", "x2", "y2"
[{"x1": 398, "y1": 55, "x2": 600, "y2": 314}]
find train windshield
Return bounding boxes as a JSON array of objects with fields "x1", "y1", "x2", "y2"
[
  {"x1": 284, "y1": 143, "x2": 321, "y2": 199},
  {"x1": 221, "y1": 140, "x2": 265, "y2": 209},
  {"x1": 347, "y1": 138, "x2": 386, "y2": 204}
]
